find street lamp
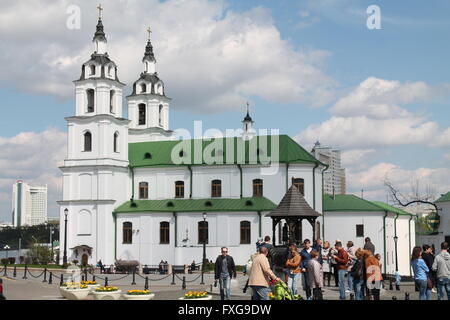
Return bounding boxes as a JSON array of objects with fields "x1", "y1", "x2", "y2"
[
  {"x1": 3, "y1": 245, "x2": 10, "y2": 260},
  {"x1": 393, "y1": 235, "x2": 399, "y2": 272},
  {"x1": 201, "y1": 212, "x2": 207, "y2": 285},
  {"x1": 63, "y1": 208, "x2": 69, "y2": 266}
]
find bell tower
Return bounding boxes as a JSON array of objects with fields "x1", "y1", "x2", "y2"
[
  {"x1": 59, "y1": 7, "x2": 131, "y2": 266},
  {"x1": 127, "y1": 28, "x2": 174, "y2": 142}
]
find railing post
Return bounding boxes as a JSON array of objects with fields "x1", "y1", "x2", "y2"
[
  {"x1": 13, "y1": 265, "x2": 17, "y2": 277},
  {"x1": 23, "y1": 265, "x2": 28, "y2": 279},
  {"x1": 84, "y1": 268, "x2": 88, "y2": 281},
  {"x1": 3, "y1": 265, "x2": 7, "y2": 277},
  {"x1": 350, "y1": 293, "x2": 354, "y2": 300},
  {"x1": 182, "y1": 276, "x2": 186, "y2": 290},
  {"x1": 104, "y1": 276, "x2": 108, "y2": 287},
  {"x1": 389, "y1": 278, "x2": 393, "y2": 290},
  {"x1": 144, "y1": 276, "x2": 149, "y2": 290},
  {"x1": 405, "y1": 293, "x2": 410, "y2": 300},
  {"x1": 132, "y1": 270, "x2": 136, "y2": 285},
  {"x1": 60, "y1": 274, "x2": 64, "y2": 286},
  {"x1": 49, "y1": 272, "x2": 53, "y2": 284},
  {"x1": 42, "y1": 268, "x2": 47, "y2": 282},
  {"x1": 93, "y1": 275, "x2": 96, "y2": 282},
  {"x1": 171, "y1": 272, "x2": 175, "y2": 285}
]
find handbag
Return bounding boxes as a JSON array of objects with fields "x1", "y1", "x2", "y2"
[
  {"x1": 313, "y1": 287, "x2": 323, "y2": 300},
  {"x1": 427, "y1": 276, "x2": 433, "y2": 289}
]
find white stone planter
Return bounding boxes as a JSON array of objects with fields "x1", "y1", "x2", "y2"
[
  {"x1": 59, "y1": 287, "x2": 91, "y2": 300},
  {"x1": 91, "y1": 290, "x2": 122, "y2": 300},
  {"x1": 122, "y1": 293, "x2": 155, "y2": 300},
  {"x1": 178, "y1": 295, "x2": 213, "y2": 300},
  {"x1": 86, "y1": 284, "x2": 100, "y2": 292}
]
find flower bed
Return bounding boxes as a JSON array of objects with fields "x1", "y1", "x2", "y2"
[
  {"x1": 269, "y1": 280, "x2": 302, "y2": 300},
  {"x1": 122, "y1": 290, "x2": 155, "y2": 300},
  {"x1": 81, "y1": 281, "x2": 100, "y2": 291},
  {"x1": 179, "y1": 291, "x2": 212, "y2": 300},
  {"x1": 91, "y1": 286, "x2": 122, "y2": 300}
]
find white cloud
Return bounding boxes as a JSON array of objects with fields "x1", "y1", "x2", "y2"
[
  {"x1": 330, "y1": 77, "x2": 433, "y2": 119},
  {"x1": 0, "y1": 128, "x2": 66, "y2": 222},
  {"x1": 346, "y1": 162, "x2": 450, "y2": 201},
  {"x1": 341, "y1": 148, "x2": 376, "y2": 167},
  {"x1": 0, "y1": 0, "x2": 336, "y2": 112},
  {"x1": 296, "y1": 77, "x2": 449, "y2": 148}
]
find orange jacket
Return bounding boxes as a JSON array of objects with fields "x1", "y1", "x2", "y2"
[
  {"x1": 365, "y1": 256, "x2": 383, "y2": 281},
  {"x1": 285, "y1": 254, "x2": 302, "y2": 273}
]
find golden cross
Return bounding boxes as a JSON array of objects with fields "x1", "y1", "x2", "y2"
[
  {"x1": 147, "y1": 27, "x2": 152, "y2": 40},
  {"x1": 97, "y1": 4, "x2": 103, "y2": 19}
]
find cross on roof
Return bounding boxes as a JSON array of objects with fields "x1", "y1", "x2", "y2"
[
  {"x1": 147, "y1": 27, "x2": 152, "y2": 40},
  {"x1": 246, "y1": 102, "x2": 250, "y2": 113},
  {"x1": 97, "y1": 4, "x2": 103, "y2": 19}
]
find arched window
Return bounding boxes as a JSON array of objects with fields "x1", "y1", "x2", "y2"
[
  {"x1": 292, "y1": 178, "x2": 305, "y2": 196},
  {"x1": 253, "y1": 179, "x2": 263, "y2": 197},
  {"x1": 160, "y1": 221, "x2": 170, "y2": 244},
  {"x1": 84, "y1": 131, "x2": 92, "y2": 152},
  {"x1": 90, "y1": 65, "x2": 96, "y2": 76},
  {"x1": 240, "y1": 221, "x2": 251, "y2": 244},
  {"x1": 113, "y1": 132, "x2": 119, "y2": 153},
  {"x1": 175, "y1": 181, "x2": 184, "y2": 198},
  {"x1": 211, "y1": 180, "x2": 222, "y2": 198},
  {"x1": 108, "y1": 65, "x2": 113, "y2": 77},
  {"x1": 159, "y1": 104, "x2": 163, "y2": 126},
  {"x1": 198, "y1": 221, "x2": 208, "y2": 244},
  {"x1": 86, "y1": 89, "x2": 95, "y2": 113},
  {"x1": 140, "y1": 83, "x2": 147, "y2": 94},
  {"x1": 123, "y1": 222, "x2": 132, "y2": 244},
  {"x1": 110, "y1": 90, "x2": 115, "y2": 113},
  {"x1": 139, "y1": 182, "x2": 149, "y2": 199},
  {"x1": 138, "y1": 104, "x2": 146, "y2": 125}
]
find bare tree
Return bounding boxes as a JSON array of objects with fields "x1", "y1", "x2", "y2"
[{"x1": 384, "y1": 178, "x2": 439, "y2": 213}]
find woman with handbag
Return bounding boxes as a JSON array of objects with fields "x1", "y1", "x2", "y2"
[{"x1": 411, "y1": 246, "x2": 432, "y2": 300}]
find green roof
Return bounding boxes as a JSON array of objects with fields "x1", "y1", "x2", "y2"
[
  {"x1": 128, "y1": 135, "x2": 322, "y2": 168},
  {"x1": 371, "y1": 201, "x2": 413, "y2": 216},
  {"x1": 113, "y1": 197, "x2": 277, "y2": 214},
  {"x1": 323, "y1": 194, "x2": 415, "y2": 216},
  {"x1": 323, "y1": 194, "x2": 382, "y2": 212},
  {"x1": 436, "y1": 191, "x2": 450, "y2": 203}
]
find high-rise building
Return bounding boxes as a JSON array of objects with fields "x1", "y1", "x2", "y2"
[
  {"x1": 311, "y1": 141, "x2": 346, "y2": 195},
  {"x1": 12, "y1": 181, "x2": 48, "y2": 227}
]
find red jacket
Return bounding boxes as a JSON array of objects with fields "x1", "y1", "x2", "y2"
[{"x1": 334, "y1": 248, "x2": 349, "y2": 270}]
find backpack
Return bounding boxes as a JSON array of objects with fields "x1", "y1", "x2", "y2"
[{"x1": 350, "y1": 259, "x2": 363, "y2": 279}]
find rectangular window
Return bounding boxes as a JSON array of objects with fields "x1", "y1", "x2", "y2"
[
  {"x1": 198, "y1": 221, "x2": 208, "y2": 244},
  {"x1": 160, "y1": 222, "x2": 170, "y2": 244},
  {"x1": 356, "y1": 224, "x2": 364, "y2": 237}
]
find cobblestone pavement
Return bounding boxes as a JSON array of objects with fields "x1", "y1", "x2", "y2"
[{"x1": 0, "y1": 270, "x2": 441, "y2": 300}]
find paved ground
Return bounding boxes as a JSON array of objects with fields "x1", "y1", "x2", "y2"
[{"x1": 0, "y1": 269, "x2": 441, "y2": 300}]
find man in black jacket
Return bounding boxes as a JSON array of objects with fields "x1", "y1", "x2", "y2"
[{"x1": 214, "y1": 247, "x2": 237, "y2": 300}]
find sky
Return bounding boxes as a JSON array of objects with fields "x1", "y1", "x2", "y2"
[{"x1": 1, "y1": 0, "x2": 450, "y2": 222}]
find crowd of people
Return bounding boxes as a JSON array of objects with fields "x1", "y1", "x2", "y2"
[{"x1": 212, "y1": 236, "x2": 448, "y2": 301}]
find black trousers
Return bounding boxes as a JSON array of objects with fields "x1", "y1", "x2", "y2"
[{"x1": 332, "y1": 265, "x2": 339, "y2": 287}]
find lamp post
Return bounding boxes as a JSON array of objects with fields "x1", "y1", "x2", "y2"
[
  {"x1": 393, "y1": 235, "x2": 399, "y2": 272},
  {"x1": 3, "y1": 245, "x2": 10, "y2": 259},
  {"x1": 63, "y1": 208, "x2": 68, "y2": 266},
  {"x1": 201, "y1": 212, "x2": 207, "y2": 285}
]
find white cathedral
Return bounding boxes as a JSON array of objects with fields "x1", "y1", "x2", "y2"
[{"x1": 58, "y1": 15, "x2": 326, "y2": 266}]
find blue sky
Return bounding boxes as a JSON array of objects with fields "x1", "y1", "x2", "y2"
[{"x1": 1, "y1": 0, "x2": 450, "y2": 221}]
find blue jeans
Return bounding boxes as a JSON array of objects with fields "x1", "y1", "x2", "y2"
[
  {"x1": 251, "y1": 286, "x2": 270, "y2": 300},
  {"x1": 415, "y1": 279, "x2": 431, "y2": 300},
  {"x1": 437, "y1": 278, "x2": 450, "y2": 300},
  {"x1": 287, "y1": 272, "x2": 300, "y2": 295},
  {"x1": 219, "y1": 276, "x2": 231, "y2": 300},
  {"x1": 338, "y1": 269, "x2": 347, "y2": 300},
  {"x1": 347, "y1": 273, "x2": 354, "y2": 291},
  {"x1": 353, "y1": 279, "x2": 365, "y2": 300}
]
